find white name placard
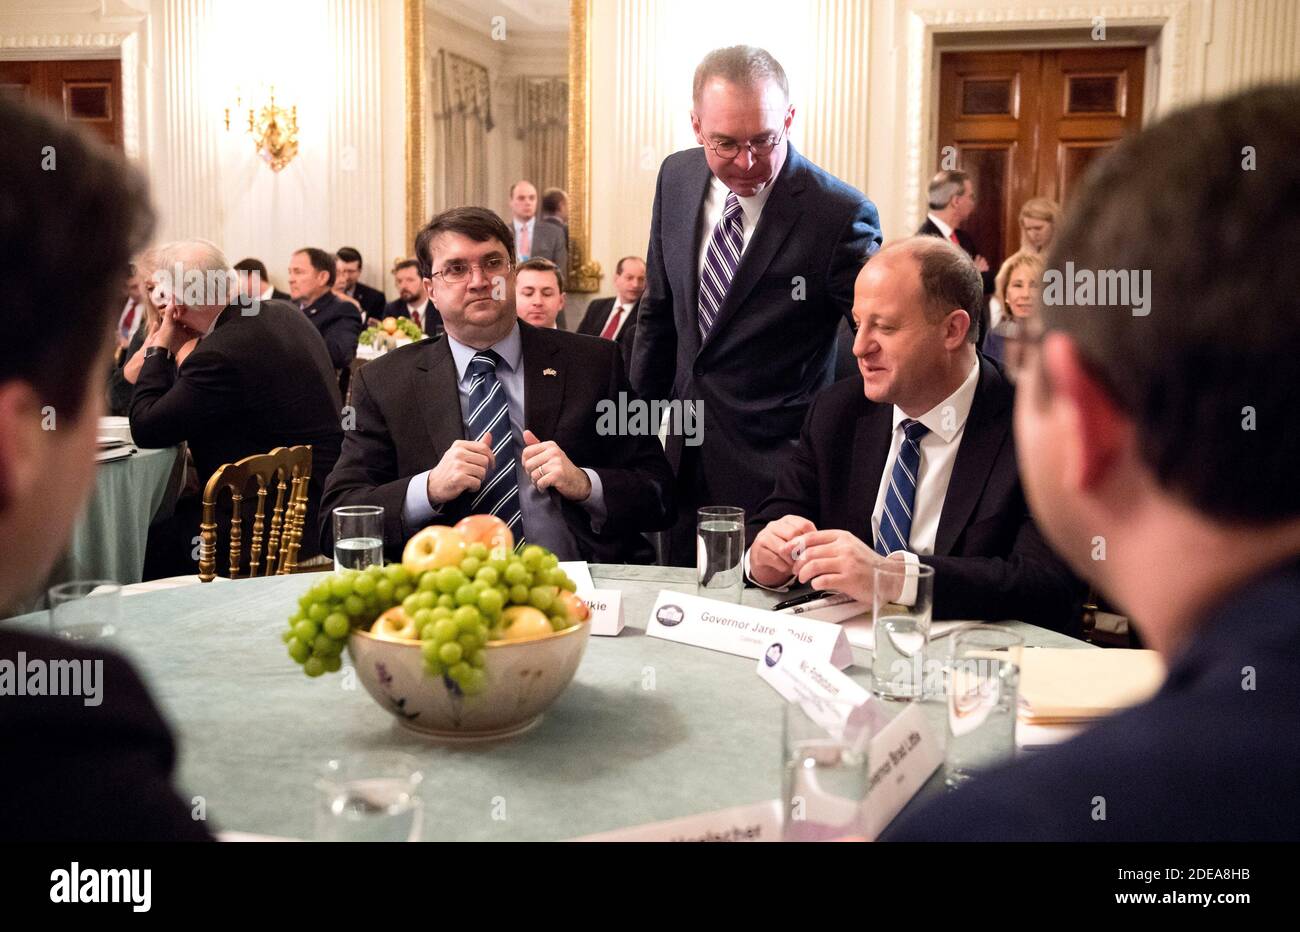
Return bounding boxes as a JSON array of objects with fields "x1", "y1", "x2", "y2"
[
  {"x1": 646, "y1": 590, "x2": 853, "y2": 668},
  {"x1": 756, "y1": 640, "x2": 887, "y2": 741},
  {"x1": 571, "y1": 799, "x2": 782, "y2": 843},
  {"x1": 863, "y1": 702, "x2": 943, "y2": 840},
  {"x1": 581, "y1": 588, "x2": 624, "y2": 636}
]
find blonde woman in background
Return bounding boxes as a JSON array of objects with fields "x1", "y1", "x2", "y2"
[
  {"x1": 986, "y1": 249, "x2": 1044, "y2": 374},
  {"x1": 1018, "y1": 197, "x2": 1062, "y2": 255},
  {"x1": 108, "y1": 246, "x2": 200, "y2": 413}
]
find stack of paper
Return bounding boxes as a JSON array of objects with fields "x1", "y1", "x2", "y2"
[{"x1": 1014, "y1": 647, "x2": 1165, "y2": 748}]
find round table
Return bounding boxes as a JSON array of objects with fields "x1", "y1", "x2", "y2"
[{"x1": 4, "y1": 565, "x2": 1088, "y2": 840}]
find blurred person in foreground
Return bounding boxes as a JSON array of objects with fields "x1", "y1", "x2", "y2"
[
  {"x1": 887, "y1": 85, "x2": 1300, "y2": 841},
  {"x1": 0, "y1": 95, "x2": 211, "y2": 840}
]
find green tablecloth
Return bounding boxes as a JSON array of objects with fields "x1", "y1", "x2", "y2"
[{"x1": 3, "y1": 565, "x2": 1088, "y2": 840}]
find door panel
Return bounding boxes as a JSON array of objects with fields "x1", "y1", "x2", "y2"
[{"x1": 0, "y1": 59, "x2": 122, "y2": 149}]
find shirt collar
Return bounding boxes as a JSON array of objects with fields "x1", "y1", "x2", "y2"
[
  {"x1": 892, "y1": 355, "x2": 981, "y2": 443},
  {"x1": 710, "y1": 173, "x2": 776, "y2": 228},
  {"x1": 927, "y1": 213, "x2": 955, "y2": 240},
  {"x1": 446, "y1": 321, "x2": 523, "y2": 385}
]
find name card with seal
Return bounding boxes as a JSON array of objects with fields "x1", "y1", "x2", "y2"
[
  {"x1": 862, "y1": 702, "x2": 942, "y2": 840},
  {"x1": 571, "y1": 798, "x2": 781, "y2": 842},
  {"x1": 646, "y1": 590, "x2": 853, "y2": 668},
  {"x1": 581, "y1": 588, "x2": 624, "y2": 637},
  {"x1": 755, "y1": 640, "x2": 887, "y2": 740}
]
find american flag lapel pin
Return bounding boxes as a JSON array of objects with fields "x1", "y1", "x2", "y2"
[{"x1": 543, "y1": 367, "x2": 557, "y2": 377}]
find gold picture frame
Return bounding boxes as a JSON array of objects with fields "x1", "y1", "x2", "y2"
[{"x1": 403, "y1": 0, "x2": 602, "y2": 293}]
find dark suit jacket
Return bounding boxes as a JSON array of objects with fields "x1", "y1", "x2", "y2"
[
  {"x1": 886, "y1": 556, "x2": 1300, "y2": 841},
  {"x1": 0, "y1": 629, "x2": 213, "y2": 840},
  {"x1": 320, "y1": 322, "x2": 675, "y2": 563},
  {"x1": 129, "y1": 300, "x2": 344, "y2": 558},
  {"x1": 917, "y1": 217, "x2": 994, "y2": 342},
  {"x1": 302, "y1": 290, "x2": 364, "y2": 370},
  {"x1": 577, "y1": 296, "x2": 640, "y2": 370},
  {"x1": 385, "y1": 297, "x2": 444, "y2": 338},
  {"x1": 349, "y1": 281, "x2": 386, "y2": 321},
  {"x1": 271, "y1": 288, "x2": 291, "y2": 301},
  {"x1": 748, "y1": 355, "x2": 1082, "y2": 633},
  {"x1": 631, "y1": 143, "x2": 882, "y2": 523},
  {"x1": 528, "y1": 217, "x2": 569, "y2": 275}
]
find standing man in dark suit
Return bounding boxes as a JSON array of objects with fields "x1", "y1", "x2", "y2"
[
  {"x1": 131, "y1": 240, "x2": 344, "y2": 579},
  {"x1": 321, "y1": 207, "x2": 673, "y2": 564},
  {"x1": 510, "y1": 180, "x2": 569, "y2": 329},
  {"x1": 578, "y1": 255, "x2": 646, "y2": 370},
  {"x1": 384, "y1": 258, "x2": 443, "y2": 337},
  {"x1": 335, "y1": 246, "x2": 386, "y2": 325},
  {"x1": 887, "y1": 85, "x2": 1300, "y2": 841},
  {"x1": 748, "y1": 237, "x2": 1080, "y2": 632},
  {"x1": 917, "y1": 170, "x2": 994, "y2": 340},
  {"x1": 290, "y1": 247, "x2": 364, "y2": 372},
  {"x1": 0, "y1": 95, "x2": 211, "y2": 840},
  {"x1": 631, "y1": 45, "x2": 882, "y2": 565}
]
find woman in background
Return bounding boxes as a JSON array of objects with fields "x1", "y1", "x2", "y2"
[
  {"x1": 986, "y1": 249, "x2": 1044, "y2": 373},
  {"x1": 107, "y1": 247, "x2": 199, "y2": 414},
  {"x1": 1018, "y1": 197, "x2": 1063, "y2": 256}
]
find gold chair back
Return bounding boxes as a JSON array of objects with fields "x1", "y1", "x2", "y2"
[{"x1": 198, "y1": 445, "x2": 313, "y2": 582}]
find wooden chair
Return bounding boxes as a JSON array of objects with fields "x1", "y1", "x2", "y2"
[{"x1": 198, "y1": 445, "x2": 313, "y2": 582}]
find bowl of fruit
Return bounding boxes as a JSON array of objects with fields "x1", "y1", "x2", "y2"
[{"x1": 283, "y1": 515, "x2": 591, "y2": 740}]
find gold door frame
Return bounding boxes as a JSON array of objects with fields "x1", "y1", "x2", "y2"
[{"x1": 403, "y1": 0, "x2": 602, "y2": 293}]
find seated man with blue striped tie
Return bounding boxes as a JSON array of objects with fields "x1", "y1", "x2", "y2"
[
  {"x1": 320, "y1": 207, "x2": 674, "y2": 564},
  {"x1": 746, "y1": 236, "x2": 1081, "y2": 633}
]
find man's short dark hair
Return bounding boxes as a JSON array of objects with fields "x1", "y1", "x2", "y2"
[
  {"x1": 885, "y1": 237, "x2": 983, "y2": 344},
  {"x1": 541, "y1": 187, "x2": 567, "y2": 215},
  {"x1": 1, "y1": 97, "x2": 154, "y2": 418},
  {"x1": 414, "y1": 207, "x2": 515, "y2": 278},
  {"x1": 233, "y1": 257, "x2": 269, "y2": 278},
  {"x1": 516, "y1": 257, "x2": 564, "y2": 293},
  {"x1": 392, "y1": 258, "x2": 421, "y2": 274},
  {"x1": 1041, "y1": 83, "x2": 1300, "y2": 523},
  {"x1": 615, "y1": 255, "x2": 645, "y2": 276},
  {"x1": 693, "y1": 46, "x2": 789, "y2": 107},
  {"x1": 296, "y1": 248, "x2": 337, "y2": 286},
  {"x1": 336, "y1": 246, "x2": 362, "y2": 267}
]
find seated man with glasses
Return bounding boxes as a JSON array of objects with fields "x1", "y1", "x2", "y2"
[{"x1": 320, "y1": 207, "x2": 675, "y2": 564}]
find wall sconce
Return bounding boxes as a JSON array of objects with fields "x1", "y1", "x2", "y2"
[{"x1": 225, "y1": 85, "x2": 299, "y2": 172}]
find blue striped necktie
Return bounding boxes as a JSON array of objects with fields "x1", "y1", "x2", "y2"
[
  {"x1": 875, "y1": 419, "x2": 930, "y2": 556},
  {"x1": 698, "y1": 192, "x2": 744, "y2": 337},
  {"x1": 464, "y1": 350, "x2": 525, "y2": 546}
]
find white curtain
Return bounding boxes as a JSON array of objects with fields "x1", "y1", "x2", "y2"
[
  {"x1": 515, "y1": 76, "x2": 568, "y2": 195},
  {"x1": 430, "y1": 50, "x2": 494, "y2": 214}
]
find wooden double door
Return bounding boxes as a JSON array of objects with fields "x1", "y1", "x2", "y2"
[
  {"x1": 936, "y1": 47, "x2": 1145, "y2": 270},
  {"x1": 0, "y1": 58, "x2": 124, "y2": 150}
]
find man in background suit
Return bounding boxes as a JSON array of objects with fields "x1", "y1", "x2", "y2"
[
  {"x1": 290, "y1": 247, "x2": 364, "y2": 372},
  {"x1": 131, "y1": 240, "x2": 344, "y2": 579},
  {"x1": 510, "y1": 180, "x2": 568, "y2": 329},
  {"x1": 540, "y1": 187, "x2": 570, "y2": 247},
  {"x1": 321, "y1": 207, "x2": 673, "y2": 564},
  {"x1": 335, "y1": 246, "x2": 386, "y2": 325},
  {"x1": 631, "y1": 45, "x2": 882, "y2": 565},
  {"x1": 0, "y1": 95, "x2": 211, "y2": 840},
  {"x1": 887, "y1": 85, "x2": 1300, "y2": 841},
  {"x1": 748, "y1": 237, "x2": 1080, "y2": 633},
  {"x1": 918, "y1": 170, "x2": 993, "y2": 341},
  {"x1": 234, "y1": 256, "x2": 290, "y2": 301},
  {"x1": 578, "y1": 255, "x2": 645, "y2": 371},
  {"x1": 385, "y1": 257, "x2": 444, "y2": 337}
]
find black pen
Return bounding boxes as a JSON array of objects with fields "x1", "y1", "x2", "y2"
[{"x1": 773, "y1": 590, "x2": 847, "y2": 611}]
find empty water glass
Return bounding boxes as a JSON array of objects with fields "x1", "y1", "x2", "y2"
[
  {"x1": 782, "y1": 695, "x2": 871, "y2": 841},
  {"x1": 47, "y1": 580, "x2": 120, "y2": 641},
  {"x1": 945, "y1": 625, "x2": 1024, "y2": 788},
  {"x1": 315, "y1": 753, "x2": 424, "y2": 842}
]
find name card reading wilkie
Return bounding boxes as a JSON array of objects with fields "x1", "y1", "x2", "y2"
[
  {"x1": 646, "y1": 590, "x2": 852, "y2": 668},
  {"x1": 580, "y1": 588, "x2": 624, "y2": 636}
]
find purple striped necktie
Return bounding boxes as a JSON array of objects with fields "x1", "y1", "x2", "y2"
[{"x1": 698, "y1": 192, "x2": 744, "y2": 337}]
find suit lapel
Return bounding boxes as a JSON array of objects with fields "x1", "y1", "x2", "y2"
[
  {"x1": 520, "y1": 323, "x2": 565, "y2": 439},
  {"x1": 699, "y1": 145, "x2": 807, "y2": 355},
  {"x1": 933, "y1": 357, "x2": 1010, "y2": 556},
  {"x1": 414, "y1": 336, "x2": 468, "y2": 453},
  {"x1": 672, "y1": 152, "x2": 713, "y2": 362},
  {"x1": 847, "y1": 399, "x2": 894, "y2": 545}
]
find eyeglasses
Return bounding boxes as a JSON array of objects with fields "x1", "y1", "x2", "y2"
[
  {"x1": 703, "y1": 125, "x2": 788, "y2": 161},
  {"x1": 430, "y1": 256, "x2": 511, "y2": 284}
]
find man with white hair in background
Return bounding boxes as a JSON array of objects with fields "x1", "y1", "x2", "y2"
[{"x1": 129, "y1": 240, "x2": 344, "y2": 579}]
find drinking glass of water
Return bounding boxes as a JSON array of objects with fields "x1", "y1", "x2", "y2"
[
  {"x1": 333, "y1": 505, "x2": 384, "y2": 571},
  {"x1": 945, "y1": 625, "x2": 1023, "y2": 788},
  {"x1": 870, "y1": 562, "x2": 934, "y2": 701},
  {"x1": 697, "y1": 506, "x2": 744, "y2": 603},
  {"x1": 781, "y1": 694, "x2": 871, "y2": 841},
  {"x1": 315, "y1": 752, "x2": 424, "y2": 842},
  {"x1": 48, "y1": 580, "x2": 120, "y2": 641}
]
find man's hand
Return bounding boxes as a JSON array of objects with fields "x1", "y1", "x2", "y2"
[
  {"x1": 790, "y1": 528, "x2": 906, "y2": 604},
  {"x1": 973, "y1": 254, "x2": 991, "y2": 274},
  {"x1": 146, "y1": 305, "x2": 200, "y2": 355},
  {"x1": 427, "y1": 433, "x2": 496, "y2": 505},
  {"x1": 521, "y1": 429, "x2": 591, "y2": 501},
  {"x1": 750, "y1": 515, "x2": 817, "y2": 587}
]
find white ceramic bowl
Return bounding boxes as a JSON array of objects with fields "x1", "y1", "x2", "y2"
[{"x1": 348, "y1": 622, "x2": 590, "y2": 741}]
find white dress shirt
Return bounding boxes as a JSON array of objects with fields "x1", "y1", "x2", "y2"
[
  {"x1": 695, "y1": 174, "x2": 776, "y2": 280},
  {"x1": 927, "y1": 213, "x2": 956, "y2": 242}
]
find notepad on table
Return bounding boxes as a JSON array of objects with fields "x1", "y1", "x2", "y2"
[{"x1": 1015, "y1": 646, "x2": 1165, "y2": 724}]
